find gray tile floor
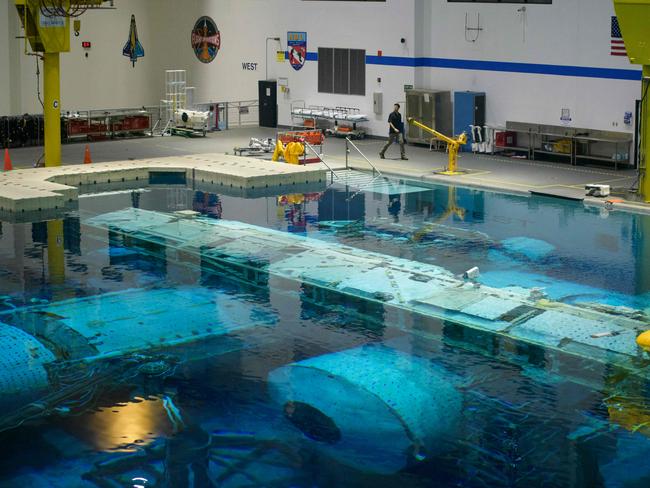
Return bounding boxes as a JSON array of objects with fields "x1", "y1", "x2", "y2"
[{"x1": 3, "y1": 126, "x2": 644, "y2": 204}]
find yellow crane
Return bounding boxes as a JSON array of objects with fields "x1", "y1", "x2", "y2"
[
  {"x1": 613, "y1": 0, "x2": 650, "y2": 202},
  {"x1": 407, "y1": 117, "x2": 467, "y2": 175},
  {"x1": 14, "y1": 0, "x2": 105, "y2": 168},
  {"x1": 15, "y1": 1, "x2": 105, "y2": 293}
]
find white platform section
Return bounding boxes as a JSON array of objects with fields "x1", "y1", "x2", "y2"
[{"x1": 0, "y1": 153, "x2": 328, "y2": 214}]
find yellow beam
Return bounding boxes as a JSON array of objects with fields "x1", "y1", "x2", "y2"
[
  {"x1": 16, "y1": 1, "x2": 71, "y2": 53},
  {"x1": 613, "y1": 0, "x2": 650, "y2": 66},
  {"x1": 613, "y1": 0, "x2": 650, "y2": 202},
  {"x1": 408, "y1": 117, "x2": 457, "y2": 145},
  {"x1": 43, "y1": 52, "x2": 61, "y2": 167},
  {"x1": 641, "y1": 66, "x2": 650, "y2": 202},
  {"x1": 15, "y1": 2, "x2": 104, "y2": 168}
]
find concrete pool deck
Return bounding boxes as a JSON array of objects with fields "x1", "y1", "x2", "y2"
[{"x1": 2, "y1": 127, "x2": 648, "y2": 214}]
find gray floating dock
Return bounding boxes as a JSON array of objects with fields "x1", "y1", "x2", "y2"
[
  {"x1": 87, "y1": 209, "x2": 650, "y2": 376},
  {"x1": 0, "y1": 153, "x2": 328, "y2": 215}
]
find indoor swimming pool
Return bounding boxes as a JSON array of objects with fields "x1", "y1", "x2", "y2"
[{"x1": 0, "y1": 176, "x2": 649, "y2": 487}]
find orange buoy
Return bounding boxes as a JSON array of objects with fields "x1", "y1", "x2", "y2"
[
  {"x1": 3, "y1": 148, "x2": 12, "y2": 171},
  {"x1": 83, "y1": 145, "x2": 92, "y2": 164}
]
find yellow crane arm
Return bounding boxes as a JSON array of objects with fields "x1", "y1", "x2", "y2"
[
  {"x1": 407, "y1": 118, "x2": 458, "y2": 145},
  {"x1": 406, "y1": 117, "x2": 467, "y2": 175}
]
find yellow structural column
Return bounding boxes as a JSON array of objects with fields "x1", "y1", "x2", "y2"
[
  {"x1": 43, "y1": 52, "x2": 61, "y2": 167},
  {"x1": 634, "y1": 63, "x2": 650, "y2": 203}
]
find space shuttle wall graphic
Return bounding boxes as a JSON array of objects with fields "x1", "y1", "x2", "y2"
[{"x1": 123, "y1": 14, "x2": 145, "y2": 67}]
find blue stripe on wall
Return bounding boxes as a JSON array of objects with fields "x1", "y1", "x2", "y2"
[
  {"x1": 366, "y1": 55, "x2": 415, "y2": 67},
  {"x1": 286, "y1": 51, "x2": 641, "y2": 81},
  {"x1": 412, "y1": 57, "x2": 642, "y2": 81}
]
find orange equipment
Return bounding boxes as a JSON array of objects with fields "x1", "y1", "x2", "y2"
[
  {"x1": 83, "y1": 145, "x2": 92, "y2": 164},
  {"x1": 278, "y1": 130, "x2": 324, "y2": 146},
  {"x1": 276, "y1": 130, "x2": 324, "y2": 164},
  {"x1": 3, "y1": 148, "x2": 12, "y2": 171}
]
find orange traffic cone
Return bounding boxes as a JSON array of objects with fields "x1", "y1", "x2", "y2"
[
  {"x1": 83, "y1": 145, "x2": 92, "y2": 164},
  {"x1": 3, "y1": 148, "x2": 12, "y2": 171}
]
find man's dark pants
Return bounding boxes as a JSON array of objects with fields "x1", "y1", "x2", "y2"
[{"x1": 380, "y1": 133, "x2": 406, "y2": 158}]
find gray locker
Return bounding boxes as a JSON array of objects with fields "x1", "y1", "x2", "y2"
[{"x1": 405, "y1": 89, "x2": 452, "y2": 145}]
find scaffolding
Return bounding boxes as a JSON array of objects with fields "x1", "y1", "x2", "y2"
[{"x1": 161, "y1": 70, "x2": 187, "y2": 134}]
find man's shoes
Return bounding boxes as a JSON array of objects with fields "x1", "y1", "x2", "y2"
[
  {"x1": 401, "y1": 156, "x2": 408, "y2": 160},
  {"x1": 379, "y1": 154, "x2": 385, "y2": 159}
]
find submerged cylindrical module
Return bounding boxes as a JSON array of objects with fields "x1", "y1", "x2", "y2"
[
  {"x1": 0, "y1": 323, "x2": 55, "y2": 410},
  {"x1": 268, "y1": 343, "x2": 462, "y2": 473}
]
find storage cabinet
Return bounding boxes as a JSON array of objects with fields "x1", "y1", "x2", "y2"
[
  {"x1": 454, "y1": 91, "x2": 485, "y2": 152},
  {"x1": 404, "y1": 89, "x2": 452, "y2": 145}
]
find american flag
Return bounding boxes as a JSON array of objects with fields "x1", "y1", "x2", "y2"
[{"x1": 611, "y1": 16, "x2": 627, "y2": 56}]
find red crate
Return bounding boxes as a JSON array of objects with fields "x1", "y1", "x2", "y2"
[
  {"x1": 89, "y1": 122, "x2": 107, "y2": 133},
  {"x1": 67, "y1": 119, "x2": 90, "y2": 135},
  {"x1": 122, "y1": 117, "x2": 134, "y2": 130},
  {"x1": 496, "y1": 131, "x2": 517, "y2": 147},
  {"x1": 131, "y1": 115, "x2": 150, "y2": 130}
]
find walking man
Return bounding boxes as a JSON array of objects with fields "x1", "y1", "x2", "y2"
[{"x1": 379, "y1": 103, "x2": 408, "y2": 160}]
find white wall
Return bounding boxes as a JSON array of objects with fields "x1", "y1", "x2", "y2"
[
  {"x1": 0, "y1": 0, "x2": 14, "y2": 115},
  {"x1": 151, "y1": 0, "x2": 416, "y2": 136},
  {"x1": 414, "y1": 0, "x2": 641, "y2": 132},
  {"x1": 0, "y1": 0, "x2": 643, "y2": 136}
]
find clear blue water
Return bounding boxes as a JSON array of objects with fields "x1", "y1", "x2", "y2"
[{"x1": 0, "y1": 179, "x2": 649, "y2": 487}]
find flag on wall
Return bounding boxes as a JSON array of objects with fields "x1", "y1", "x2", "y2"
[{"x1": 611, "y1": 16, "x2": 627, "y2": 57}]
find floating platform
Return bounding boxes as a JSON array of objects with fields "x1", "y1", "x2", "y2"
[
  {"x1": 0, "y1": 153, "x2": 327, "y2": 215},
  {"x1": 87, "y1": 209, "x2": 650, "y2": 379}
]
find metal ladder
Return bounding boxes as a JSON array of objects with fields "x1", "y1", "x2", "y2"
[
  {"x1": 336, "y1": 138, "x2": 385, "y2": 200},
  {"x1": 305, "y1": 138, "x2": 385, "y2": 200}
]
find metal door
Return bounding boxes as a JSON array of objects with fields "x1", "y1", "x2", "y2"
[{"x1": 258, "y1": 80, "x2": 277, "y2": 128}]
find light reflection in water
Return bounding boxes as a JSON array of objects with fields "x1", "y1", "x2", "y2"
[{"x1": 70, "y1": 397, "x2": 172, "y2": 452}]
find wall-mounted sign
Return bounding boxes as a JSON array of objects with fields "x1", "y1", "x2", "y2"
[
  {"x1": 624, "y1": 111, "x2": 633, "y2": 125},
  {"x1": 560, "y1": 108, "x2": 572, "y2": 125},
  {"x1": 288, "y1": 31, "x2": 307, "y2": 71},
  {"x1": 191, "y1": 16, "x2": 221, "y2": 64},
  {"x1": 40, "y1": 15, "x2": 65, "y2": 28},
  {"x1": 122, "y1": 14, "x2": 144, "y2": 67},
  {"x1": 276, "y1": 51, "x2": 285, "y2": 62},
  {"x1": 242, "y1": 62, "x2": 258, "y2": 71}
]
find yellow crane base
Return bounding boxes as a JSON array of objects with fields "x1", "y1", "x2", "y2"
[{"x1": 435, "y1": 170, "x2": 467, "y2": 176}]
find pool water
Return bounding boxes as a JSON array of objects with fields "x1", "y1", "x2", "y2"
[{"x1": 0, "y1": 178, "x2": 649, "y2": 487}]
